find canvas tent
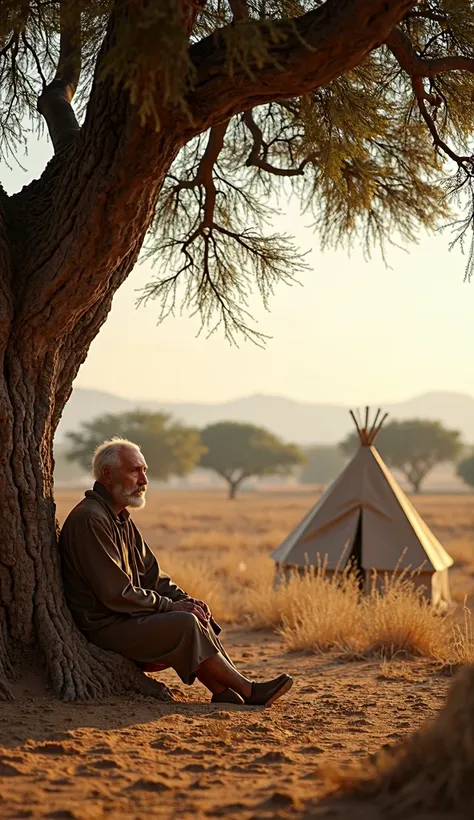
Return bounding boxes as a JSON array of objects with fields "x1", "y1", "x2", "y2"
[{"x1": 271, "y1": 409, "x2": 453, "y2": 607}]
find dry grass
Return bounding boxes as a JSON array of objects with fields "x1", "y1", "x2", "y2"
[
  {"x1": 273, "y1": 568, "x2": 451, "y2": 660},
  {"x1": 274, "y1": 568, "x2": 362, "y2": 653},
  {"x1": 360, "y1": 571, "x2": 450, "y2": 659},
  {"x1": 55, "y1": 488, "x2": 474, "y2": 662},
  {"x1": 377, "y1": 660, "x2": 416, "y2": 681}
]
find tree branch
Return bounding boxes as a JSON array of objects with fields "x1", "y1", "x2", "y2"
[
  {"x1": 15, "y1": 0, "x2": 418, "y2": 346},
  {"x1": 181, "y1": 120, "x2": 230, "y2": 227},
  {"x1": 37, "y1": 0, "x2": 82, "y2": 153},
  {"x1": 386, "y1": 26, "x2": 474, "y2": 80},
  {"x1": 229, "y1": 0, "x2": 249, "y2": 21},
  {"x1": 386, "y1": 26, "x2": 474, "y2": 169},
  {"x1": 187, "y1": 0, "x2": 418, "y2": 129},
  {"x1": 243, "y1": 109, "x2": 310, "y2": 176}
]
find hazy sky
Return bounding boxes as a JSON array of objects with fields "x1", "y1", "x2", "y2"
[{"x1": 5, "y1": 136, "x2": 474, "y2": 405}]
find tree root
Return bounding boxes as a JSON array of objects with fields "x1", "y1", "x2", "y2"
[
  {"x1": 326, "y1": 664, "x2": 474, "y2": 816},
  {"x1": 0, "y1": 610, "x2": 14, "y2": 701},
  {"x1": 36, "y1": 596, "x2": 174, "y2": 702},
  {"x1": 0, "y1": 667, "x2": 14, "y2": 701}
]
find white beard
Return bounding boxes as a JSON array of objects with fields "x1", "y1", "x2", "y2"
[
  {"x1": 113, "y1": 485, "x2": 147, "y2": 509},
  {"x1": 127, "y1": 492, "x2": 146, "y2": 509}
]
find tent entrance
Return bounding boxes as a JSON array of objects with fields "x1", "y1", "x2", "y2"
[{"x1": 346, "y1": 511, "x2": 365, "y2": 590}]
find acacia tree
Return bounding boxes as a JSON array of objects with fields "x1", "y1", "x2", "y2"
[
  {"x1": 1, "y1": 0, "x2": 474, "y2": 702},
  {"x1": 200, "y1": 421, "x2": 303, "y2": 498},
  {"x1": 456, "y1": 454, "x2": 474, "y2": 488},
  {"x1": 66, "y1": 411, "x2": 204, "y2": 479}
]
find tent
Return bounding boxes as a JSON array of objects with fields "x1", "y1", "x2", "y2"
[{"x1": 271, "y1": 409, "x2": 453, "y2": 607}]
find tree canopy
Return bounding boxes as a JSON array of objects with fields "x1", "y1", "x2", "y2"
[
  {"x1": 3, "y1": 1, "x2": 474, "y2": 345},
  {"x1": 200, "y1": 421, "x2": 303, "y2": 498},
  {"x1": 456, "y1": 454, "x2": 474, "y2": 488},
  {"x1": 340, "y1": 418, "x2": 462, "y2": 492},
  {"x1": 65, "y1": 410, "x2": 204, "y2": 480},
  {"x1": 299, "y1": 444, "x2": 347, "y2": 486}
]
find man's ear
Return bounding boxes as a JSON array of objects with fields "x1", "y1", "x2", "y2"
[{"x1": 101, "y1": 465, "x2": 112, "y2": 484}]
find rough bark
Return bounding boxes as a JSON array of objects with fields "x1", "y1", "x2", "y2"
[
  {"x1": 0, "y1": 273, "x2": 174, "y2": 700},
  {"x1": 0, "y1": 0, "x2": 419, "y2": 699}
]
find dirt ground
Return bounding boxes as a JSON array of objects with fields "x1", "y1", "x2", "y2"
[
  {"x1": 0, "y1": 630, "x2": 453, "y2": 820},
  {"x1": 1, "y1": 489, "x2": 473, "y2": 819}
]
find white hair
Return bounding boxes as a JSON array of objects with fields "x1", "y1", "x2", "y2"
[{"x1": 92, "y1": 438, "x2": 142, "y2": 480}]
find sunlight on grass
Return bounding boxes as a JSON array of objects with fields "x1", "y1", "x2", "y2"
[{"x1": 53, "y1": 489, "x2": 474, "y2": 662}]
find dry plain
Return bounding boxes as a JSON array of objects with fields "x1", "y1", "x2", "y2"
[{"x1": 1, "y1": 488, "x2": 474, "y2": 820}]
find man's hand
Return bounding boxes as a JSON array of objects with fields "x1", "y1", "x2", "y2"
[
  {"x1": 170, "y1": 599, "x2": 209, "y2": 626},
  {"x1": 188, "y1": 597, "x2": 212, "y2": 620}
]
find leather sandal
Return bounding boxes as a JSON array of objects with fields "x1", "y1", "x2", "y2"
[
  {"x1": 244, "y1": 674, "x2": 293, "y2": 707},
  {"x1": 211, "y1": 687, "x2": 245, "y2": 705}
]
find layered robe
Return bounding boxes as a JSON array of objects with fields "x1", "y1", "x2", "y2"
[{"x1": 59, "y1": 482, "x2": 230, "y2": 684}]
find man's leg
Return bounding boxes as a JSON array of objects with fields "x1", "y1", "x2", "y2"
[
  {"x1": 196, "y1": 653, "x2": 293, "y2": 706},
  {"x1": 90, "y1": 611, "x2": 293, "y2": 705},
  {"x1": 195, "y1": 653, "x2": 253, "y2": 698}
]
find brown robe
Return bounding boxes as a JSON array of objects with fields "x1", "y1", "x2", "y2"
[{"x1": 59, "y1": 482, "x2": 230, "y2": 684}]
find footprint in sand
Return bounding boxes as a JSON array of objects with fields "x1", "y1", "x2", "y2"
[
  {"x1": 183, "y1": 763, "x2": 207, "y2": 772},
  {"x1": 31, "y1": 742, "x2": 77, "y2": 756},
  {"x1": 127, "y1": 777, "x2": 171, "y2": 792},
  {"x1": 297, "y1": 745, "x2": 323, "y2": 755},
  {"x1": 0, "y1": 761, "x2": 21, "y2": 776},
  {"x1": 256, "y1": 751, "x2": 294, "y2": 764},
  {"x1": 89, "y1": 757, "x2": 123, "y2": 770},
  {"x1": 260, "y1": 790, "x2": 299, "y2": 809}
]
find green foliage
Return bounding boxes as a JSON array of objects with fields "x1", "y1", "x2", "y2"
[
  {"x1": 340, "y1": 418, "x2": 462, "y2": 492},
  {"x1": 299, "y1": 445, "x2": 347, "y2": 486},
  {"x1": 3, "y1": 2, "x2": 474, "y2": 336},
  {"x1": 200, "y1": 421, "x2": 304, "y2": 498},
  {"x1": 65, "y1": 410, "x2": 205, "y2": 480},
  {"x1": 457, "y1": 455, "x2": 474, "y2": 488},
  {"x1": 101, "y1": 0, "x2": 195, "y2": 129}
]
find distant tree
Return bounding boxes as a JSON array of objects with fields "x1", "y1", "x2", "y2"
[
  {"x1": 54, "y1": 444, "x2": 88, "y2": 485},
  {"x1": 299, "y1": 445, "x2": 347, "y2": 486},
  {"x1": 457, "y1": 457, "x2": 474, "y2": 490},
  {"x1": 340, "y1": 419, "x2": 462, "y2": 493},
  {"x1": 66, "y1": 411, "x2": 205, "y2": 481},
  {"x1": 200, "y1": 422, "x2": 304, "y2": 500}
]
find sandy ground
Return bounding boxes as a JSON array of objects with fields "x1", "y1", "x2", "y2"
[
  {"x1": 0, "y1": 628, "x2": 453, "y2": 820},
  {"x1": 2, "y1": 489, "x2": 473, "y2": 819}
]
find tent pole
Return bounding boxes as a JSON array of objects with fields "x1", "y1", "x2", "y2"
[
  {"x1": 367, "y1": 408, "x2": 381, "y2": 444},
  {"x1": 372, "y1": 412, "x2": 389, "y2": 443}
]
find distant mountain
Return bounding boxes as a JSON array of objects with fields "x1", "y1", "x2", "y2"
[{"x1": 56, "y1": 388, "x2": 474, "y2": 445}]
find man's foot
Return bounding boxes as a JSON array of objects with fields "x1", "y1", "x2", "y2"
[
  {"x1": 245, "y1": 674, "x2": 293, "y2": 707},
  {"x1": 211, "y1": 687, "x2": 245, "y2": 705}
]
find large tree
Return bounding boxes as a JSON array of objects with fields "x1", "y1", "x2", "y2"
[
  {"x1": 341, "y1": 418, "x2": 462, "y2": 492},
  {"x1": 200, "y1": 421, "x2": 303, "y2": 498},
  {"x1": 65, "y1": 410, "x2": 204, "y2": 479},
  {"x1": 299, "y1": 444, "x2": 347, "y2": 486},
  {"x1": 1, "y1": 0, "x2": 474, "y2": 702}
]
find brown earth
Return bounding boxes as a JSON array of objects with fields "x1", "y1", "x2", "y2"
[{"x1": 1, "y1": 489, "x2": 473, "y2": 819}]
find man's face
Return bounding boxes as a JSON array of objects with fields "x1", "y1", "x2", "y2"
[{"x1": 103, "y1": 446, "x2": 149, "y2": 510}]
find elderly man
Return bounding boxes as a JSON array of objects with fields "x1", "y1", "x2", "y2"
[{"x1": 60, "y1": 438, "x2": 293, "y2": 707}]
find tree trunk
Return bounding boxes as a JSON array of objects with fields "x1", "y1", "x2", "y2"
[
  {"x1": 0, "y1": 112, "x2": 184, "y2": 701},
  {"x1": 0, "y1": 335, "x2": 174, "y2": 702},
  {"x1": 228, "y1": 481, "x2": 239, "y2": 500}
]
